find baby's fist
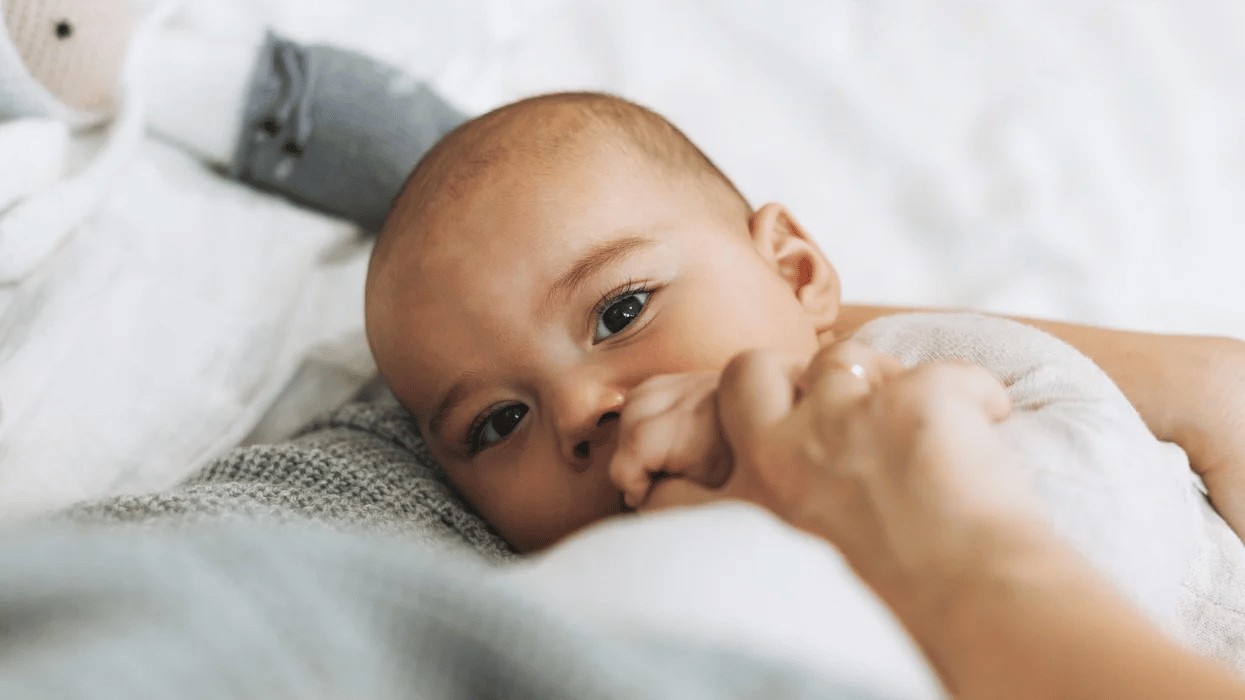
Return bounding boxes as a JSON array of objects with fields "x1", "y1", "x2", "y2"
[{"x1": 609, "y1": 372, "x2": 732, "y2": 509}]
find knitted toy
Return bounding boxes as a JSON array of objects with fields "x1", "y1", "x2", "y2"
[
  {"x1": 1, "y1": 0, "x2": 465, "y2": 284},
  {"x1": 140, "y1": 25, "x2": 465, "y2": 233},
  {"x1": 0, "y1": 1, "x2": 467, "y2": 517}
]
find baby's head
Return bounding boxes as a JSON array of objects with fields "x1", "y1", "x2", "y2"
[{"x1": 366, "y1": 92, "x2": 842, "y2": 551}]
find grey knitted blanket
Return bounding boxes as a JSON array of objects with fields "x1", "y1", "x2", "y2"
[{"x1": 59, "y1": 400, "x2": 517, "y2": 562}]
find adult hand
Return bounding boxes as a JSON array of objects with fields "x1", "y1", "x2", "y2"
[
  {"x1": 640, "y1": 342, "x2": 1043, "y2": 607},
  {"x1": 626, "y1": 338, "x2": 1245, "y2": 700}
]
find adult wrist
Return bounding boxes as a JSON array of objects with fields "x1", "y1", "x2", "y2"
[
  {"x1": 1160, "y1": 335, "x2": 1244, "y2": 453},
  {"x1": 831, "y1": 513, "x2": 1066, "y2": 651},
  {"x1": 905, "y1": 527, "x2": 1094, "y2": 697}
]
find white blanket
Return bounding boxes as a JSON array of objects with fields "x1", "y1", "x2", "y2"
[{"x1": 501, "y1": 313, "x2": 1243, "y2": 699}]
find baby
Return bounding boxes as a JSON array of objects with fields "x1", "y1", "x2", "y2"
[{"x1": 365, "y1": 92, "x2": 1245, "y2": 664}]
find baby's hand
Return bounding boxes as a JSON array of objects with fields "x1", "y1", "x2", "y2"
[{"x1": 608, "y1": 372, "x2": 732, "y2": 509}]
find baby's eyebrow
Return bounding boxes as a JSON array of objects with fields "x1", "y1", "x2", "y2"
[{"x1": 541, "y1": 235, "x2": 658, "y2": 315}]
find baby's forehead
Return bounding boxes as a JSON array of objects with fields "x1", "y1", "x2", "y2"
[{"x1": 417, "y1": 140, "x2": 681, "y2": 246}]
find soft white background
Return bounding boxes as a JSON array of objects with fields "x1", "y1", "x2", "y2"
[{"x1": 223, "y1": 0, "x2": 1245, "y2": 334}]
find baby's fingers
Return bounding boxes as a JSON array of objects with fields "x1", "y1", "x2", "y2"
[{"x1": 609, "y1": 415, "x2": 678, "y2": 509}]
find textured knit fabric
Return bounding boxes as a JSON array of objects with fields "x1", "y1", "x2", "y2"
[
  {"x1": 0, "y1": 522, "x2": 902, "y2": 700},
  {"x1": 59, "y1": 401, "x2": 517, "y2": 563}
]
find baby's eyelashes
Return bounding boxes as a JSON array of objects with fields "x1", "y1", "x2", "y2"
[
  {"x1": 593, "y1": 288, "x2": 652, "y2": 343},
  {"x1": 467, "y1": 403, "x2": 528, "y2": 453}
]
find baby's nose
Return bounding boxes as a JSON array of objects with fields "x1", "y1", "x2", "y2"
[{"x1": 565, "y1": 410, "x2": 621, "y2": 469}]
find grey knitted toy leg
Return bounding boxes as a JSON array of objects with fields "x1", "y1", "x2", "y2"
[{"x1": 230, "y1": 32, "x2": 465, "y2": 233}]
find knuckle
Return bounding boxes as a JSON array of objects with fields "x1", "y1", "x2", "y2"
[
  {"x1": 722, "y1": 348, "x2": 775, "y2": 386},
  {"x1": 808, "y1": 341, "x2": 896, "y2": 384},
  {"x1": 876, "y1": 371, "x2": 931, "y2": 417}
]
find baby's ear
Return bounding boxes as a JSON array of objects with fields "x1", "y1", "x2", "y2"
[{"x1": 748, "y1": 203, "x2": 841, "y2": 330}]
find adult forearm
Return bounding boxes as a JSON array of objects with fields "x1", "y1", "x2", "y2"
[
  {"x1": 948, "y1": 556, "x2": 1243, "y2": 700},
  {"x1": 837, "y1": 305, "x2": 1243, "y2": 456},
  {"x1": 825, "y1": 518, "x2": 1245, "y2": 700}
]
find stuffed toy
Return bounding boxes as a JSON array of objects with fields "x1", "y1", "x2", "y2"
[
  {"x1": 142, "y1": 26, "x2": 466, "y2": 234},
  {"x1": 1, "y1": 0, "x2": 464, "y2": 284},
  {"x1": 0, "y1": 0, "x2": 465, "y2": 517}
]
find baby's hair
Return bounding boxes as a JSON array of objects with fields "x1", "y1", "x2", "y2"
[{"x1": 371, "y1": 91, "x2": 751, "y2": 274}]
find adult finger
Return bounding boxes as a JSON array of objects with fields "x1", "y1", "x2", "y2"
[
  {"x1": 804, "y1": 341, "x2": 905, "y2": 394},
  {"x1": 884, "y1": 362, "x2": 1011, "y2": 426},
  {"x1": 801, "y1": 342, "x2": 883, "y2": 418},
  {"x1": 717, "y1": 349, "x2": 806, "y2": 463}
]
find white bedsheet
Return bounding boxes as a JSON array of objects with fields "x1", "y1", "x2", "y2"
[
  {"x1": 2, "y1": 0, "x2": 1242, "y2": 516},
  {"x1": 250, "y1": 0, "x2": 1244, "y2": 334}
]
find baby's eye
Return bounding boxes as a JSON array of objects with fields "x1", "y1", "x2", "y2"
[
  {"x1": 594, "y1": 291, "x2": 650, "y2": 342},
  {"x1": 470, "y1": 404, "x2": 529, "y2": 453}
]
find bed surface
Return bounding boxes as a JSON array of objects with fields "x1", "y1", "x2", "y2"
[{"x1": 247, "y1": 0, "x2": 1244, "y2": 334}]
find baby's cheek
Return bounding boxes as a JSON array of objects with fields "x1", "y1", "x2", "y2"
[
  {"x1": 668, "y1": 302, "x2": 814, "y2": 371},
  {"x1": 462, "y1": 449, "x2": 618, "y2": 553}
]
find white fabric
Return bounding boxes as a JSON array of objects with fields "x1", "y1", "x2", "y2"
[
  {"x1": 0, "y1": 137, "x2": 367, "y2": 518},
  {"x1": 0, "y1": 1, "x2": 366, "y2": 519},
  {"x1": 0, "y1": 63, "x2": 142, "y2": 283},
  {"x1": 503, "y1": 313, "x2": 1242, "y2": 697},
  {"x1": 854, "y1": 313, "x2": 1202, "y2": 628},
  {"x1": 0, "y1": 118, "x2": 67, "y2": 212},
  {"x1": 138, "y1": 26, "x2": 261, "y2": 166}
]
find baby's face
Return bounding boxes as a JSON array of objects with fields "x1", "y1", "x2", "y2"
[{"x1": 376, "y1": 142, "x2": 824, "y2": 552}]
